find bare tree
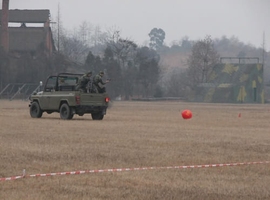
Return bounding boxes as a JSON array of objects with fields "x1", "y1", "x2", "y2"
[
  {"x1": 104, "y1": 26, "x2": 121, "y2": 43},
  {"x1": 163, "y1": 68, "x2": 188, "y2": 97},
  {"x1": 79, "y1": 21, "x2": 90, "y2": 44},
  {"x1": 60, "y1": 35, "x2": 89, "y2": 63},
  {"x1": 136, "y1": 46, "x2": 160, "y2": 97},
  {"x1": 91, "y1": 25, "x2": 103, "y2": 47},
  {"x1": 187, "y1": 35, "x2": 219, "y2": 88},
  {"x1": 106, "y1": 35, "x2": 138, "y2": 99}
]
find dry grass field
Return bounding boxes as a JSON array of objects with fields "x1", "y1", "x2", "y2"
[{"x1": 0, "y1": 100, "x2": 269, "y2": 200}]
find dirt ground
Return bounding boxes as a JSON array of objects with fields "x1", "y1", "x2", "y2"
[{"x1": 0, "y1": 100, "x2": 270, "y2": 200}]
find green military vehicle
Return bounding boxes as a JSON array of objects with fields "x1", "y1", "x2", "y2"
[{"x1": 29, "y1": 73, "x2": 110, "y2": 120}]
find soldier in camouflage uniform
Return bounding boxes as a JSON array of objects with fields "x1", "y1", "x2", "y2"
[
  {"x1": 75, "y1": 71, "x2": 92, "y2": 93},
  {"x1": 93, "y1": 71, "x2": 110, "y2": 93}
]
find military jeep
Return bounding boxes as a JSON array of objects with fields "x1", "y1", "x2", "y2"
[{"x1": 29, "y1": 73, "x2": 110, "y2": 120}]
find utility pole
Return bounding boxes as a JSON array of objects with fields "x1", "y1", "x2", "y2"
[
  {"x1": 262, "y1": 31, "x2": 266, "y2": 66},
  {"x1": 57, "y1": 3, "x2": 60, "y2": 52},
  {"x1": 1, "y1": 0, "x2": 9, "y2": 52}
]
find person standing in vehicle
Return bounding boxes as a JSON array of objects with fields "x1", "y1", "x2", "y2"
[
  {"x1": 75, "y1": 71, "x2": 92, "y2": 93},
  {"x1": 93, "y1": 71, "x2": 110, "y2": 93}
]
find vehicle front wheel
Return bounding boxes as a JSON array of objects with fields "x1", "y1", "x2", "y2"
[
  {"x1": 30, "y1": 102, "x2": 43, "y2": 118},
  {"x1": 91, "y1": 112, "x2": 104, "y2": 120},
  {"x1": 60, "y1": 103, "x2": 73, "y2": 120}
]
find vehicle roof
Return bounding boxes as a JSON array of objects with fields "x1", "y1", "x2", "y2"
[{"x1": 57, "y1": 72, "x2": 84, "y2": 77}]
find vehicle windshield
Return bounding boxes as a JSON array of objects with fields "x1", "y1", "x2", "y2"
[
  {"x1": 44, "y1": 74, "x2": 81, "y2": 92},
  {"x1": 58, "y1": 76, "x2": 78, "y2": 86},
  {"x1": 45, "y1": 76, "x2": 57, "y2": 92}
]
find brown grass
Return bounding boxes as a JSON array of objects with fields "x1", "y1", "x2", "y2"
[{"x1": 0, "y1": 100, "x2": 269, "y2": 200}]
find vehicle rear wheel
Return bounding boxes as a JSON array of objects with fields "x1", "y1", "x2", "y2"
[
  {"x1": 91, "y1": 112, "x2": 104, "y2": 120},
  {"x1": 30, "y1": 102, "x2": 43, "y2": 118},
  {"x1": 60, "y1": 103, "x2": 73, "y2": 120}
]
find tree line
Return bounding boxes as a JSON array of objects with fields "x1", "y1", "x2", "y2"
[{"x1": 0, "y1": 21, "x2": 269, "y2": 100}]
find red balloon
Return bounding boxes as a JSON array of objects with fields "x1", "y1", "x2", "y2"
[{"x1": 181, "y1": 109, "x2": 192, "y2": 119}]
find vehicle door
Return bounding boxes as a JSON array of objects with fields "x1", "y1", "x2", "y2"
[
  {"x1": 48, "y1": 76, "x2": 78, "y2": 110},
  {"x1": 39, "y1": 76, "x2": 57, "y2": 110}
]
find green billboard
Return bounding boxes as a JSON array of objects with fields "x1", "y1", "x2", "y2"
[{"x1": 191, "y1": 63, "x2": 264, "y2": 103}]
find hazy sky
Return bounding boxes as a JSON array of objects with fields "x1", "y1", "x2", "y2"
[{"x1": 2, "y1": 0, "x2": 270, "y2": 50}]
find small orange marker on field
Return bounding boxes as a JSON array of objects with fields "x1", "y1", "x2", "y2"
[{"x1": 238, "y1": 113, "x2": 241, "y2": 118}]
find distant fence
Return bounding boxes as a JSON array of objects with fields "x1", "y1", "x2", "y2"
[
  {"x1": 0, "y1": 83, "x2": 41, "y2": 100},
  {"x1": 131, "y1": 97, "x2": 185, "y2": 101}
]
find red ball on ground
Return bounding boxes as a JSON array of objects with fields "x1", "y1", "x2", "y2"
[{"x1": 181, "y1": 109, "x2": 192, "y2": 119}]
